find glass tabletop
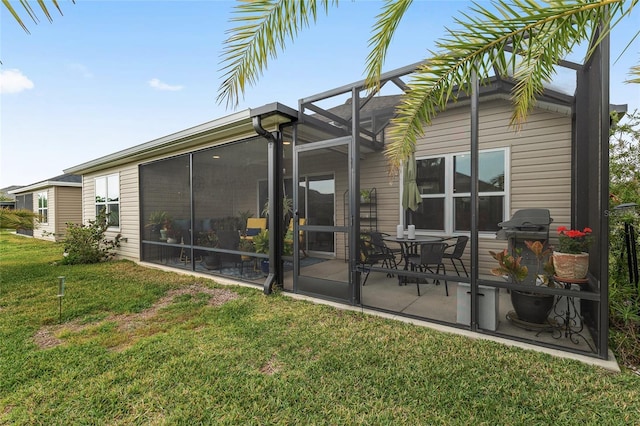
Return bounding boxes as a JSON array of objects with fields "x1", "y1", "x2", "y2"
[{"x1": 382, "y1": 235, "x2": 444, "y2": 244}]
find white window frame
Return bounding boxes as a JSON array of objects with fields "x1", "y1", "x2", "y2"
[
  {"x1": 95, "y1": 173, "x2": 120, "y2": 229},
  {"x1": 37, "y1": 190, "x2": 48, "y2": 224},
  {"x1": 410, "y1": 147, "x2": 510, "y2": 236}
]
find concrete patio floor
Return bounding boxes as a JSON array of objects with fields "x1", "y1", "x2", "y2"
[{"x1": 283, "y1": 258, "x2": 600, "y2": 357}]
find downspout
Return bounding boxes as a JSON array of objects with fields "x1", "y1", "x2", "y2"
[{"x1": 253, "y1": 115, "x2": 283, "y2": 295}]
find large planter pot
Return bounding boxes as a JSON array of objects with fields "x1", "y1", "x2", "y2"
[
  {"x1": 202, "y1": 254, "x2": 220, "y2": 270},
  {"x1": 149, "y1": 225, "x2": 161, "y2": 241},
  {"x1": 510, "y1": 290, "x2": 555, "y2": 324},
  {"x1": 260, "y1": 259, "x2": 270, "y2": 276},
  {"x1": 553, "y1": 251, "x2": 589, "y2": 279}
]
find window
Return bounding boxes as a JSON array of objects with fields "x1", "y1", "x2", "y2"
[
  {"x1": 410, "y1": 149, "x2": 507, "y2": 233},
  {"x1": 37, "y1": 191, "x2": 48, "y2": 224},
  {"x1": 95, "y1": 174, "x2": 120, "y2": 227}
]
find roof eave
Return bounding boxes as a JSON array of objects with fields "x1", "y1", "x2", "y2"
[
  {"x1": 64, "y1": 109, "x2": 253, "y2": 175},
  {"x1": 64, "y1": 104, "x2": 298, "y2": 175},
  {"x1": 9, "y1": 181, "x2": 82, "y2": 194}
]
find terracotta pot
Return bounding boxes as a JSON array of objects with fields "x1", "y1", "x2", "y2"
[{"x1": 553, "y1": 251, "x2": 589, "y2": 279}]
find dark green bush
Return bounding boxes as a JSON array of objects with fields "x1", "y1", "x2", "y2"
[
  {"x1": 62, "y1": 211, "x2": 121, "y2": 264},
  {"x1": 608, "y1": 110, "x2": 640, "y2": 367},
  {"x1": 608, "y1": 209, "x2": 640, "y2": 367}
]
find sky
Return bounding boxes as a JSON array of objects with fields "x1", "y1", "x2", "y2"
[{"x1": 1, "y1": 0, "x2": 639, "y2": 188}]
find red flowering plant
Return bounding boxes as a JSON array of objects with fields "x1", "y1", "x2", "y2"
[{"x1": 556, "y1": 226, "x2": 593, "y2": 254}]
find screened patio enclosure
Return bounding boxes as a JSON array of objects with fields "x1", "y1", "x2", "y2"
[{"x1": 285, "y1": 32, "x2": 613, "y2": 360}]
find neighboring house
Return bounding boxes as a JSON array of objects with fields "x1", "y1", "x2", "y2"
[
  {"x1": 9, "y1": 174, "x2": 82, "y2": 241},
  {"x1": 64, "y1": 43, "x2": 613, "y2": 361},
  {"x1": 0, "y1": 185, "x2": 22, "y2": 209}
]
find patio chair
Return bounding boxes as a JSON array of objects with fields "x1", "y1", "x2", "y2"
[
  {"x1": 358, "y1": 236, "x2": 398, "y2": 286},
  {"x1": 369, "y1": 231, "x2": 403, "y2": 267},
  {"x1": 286, "y1": 218, "x2": 307, "y2": 257},
  {"x1": 442, "y1": 235, "x2": 469, "y2": 277},
  {"x1": 407, "y1": 242, "x2": 448, "y2": 296},
  {"x1": 242, "y1": 217, "x2": 267, "y2": 242}
]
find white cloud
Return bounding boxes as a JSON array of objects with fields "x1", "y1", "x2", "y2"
[
  {"x1": 148, "y1": 78, "x2": 184, "y2": 91},
  {"x1": 0, "y1": 69, "x2": 35, "y2": 94},
  {"x1": 68, "y1": 63, "x2": 94, "y2": 79}
]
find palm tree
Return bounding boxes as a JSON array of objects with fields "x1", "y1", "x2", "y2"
[{"x1": 216, "y1": 0, "x2": 639, "y2": 173}]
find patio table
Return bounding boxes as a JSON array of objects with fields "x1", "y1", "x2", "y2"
[{"x1": 383, "y1": 235, "x2": 444, "y2": 284}]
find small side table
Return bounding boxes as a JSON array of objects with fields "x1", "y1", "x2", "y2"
[{"x1": 551, "y1": 276, "x2": 595, "y2": 352}]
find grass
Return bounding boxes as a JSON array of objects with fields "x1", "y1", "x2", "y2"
[{"x1": 1, "y1": 233, "x2": 639, "y2": 424}]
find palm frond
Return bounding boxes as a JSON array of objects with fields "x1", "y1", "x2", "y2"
[
  {"x1": 2, "y1": 0, "x2": 70, "y2": 33},
  {"x1": 628, "y1": 63, "x2": 640, "y2": 84},
  {"x1": 0, "y1": 208, "x2": 37, "y2": 230},
  {"x1": 217, "y1": 0, "x2": 337, "y2": 109},
  {"x1": 385, "y1": 0, "x2": 636, "y2": 174},
  {"x1": 364, "y1": 0, "x2": 413, "y2": 92}
]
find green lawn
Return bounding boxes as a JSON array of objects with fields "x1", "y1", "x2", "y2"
[{"x1": 1, "y1": 233, "x2": 639, "y2": 424}]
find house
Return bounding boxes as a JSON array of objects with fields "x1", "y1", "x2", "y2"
[
  {"x1": 64, "y1": 40, "x2": 614, "y2": 360},
  {"x1": 0, "y1": 185, "x2": 22, "y2": 209},
  {"x1": 9, "y1": 174, "x2": 82, "y2": 240}
]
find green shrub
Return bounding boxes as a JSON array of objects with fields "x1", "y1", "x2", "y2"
[
  {"x1": 62, "y1": 211, "x2": 121, "y2": 264},
  {"x1": 608, "y1": 209, "x2": 640, "y2": 367},
  {"x1": 608, "y1": 110, "x2": 640, "y2": 367}
]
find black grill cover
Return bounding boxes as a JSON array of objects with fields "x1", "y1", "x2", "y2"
[{"x1": 496, "y1": 209, "x2": 553, "y2": 240}]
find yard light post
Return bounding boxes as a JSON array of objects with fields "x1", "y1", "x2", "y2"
[{"x1": 57, "y1": 276, "x2": 65, "y2": 323}]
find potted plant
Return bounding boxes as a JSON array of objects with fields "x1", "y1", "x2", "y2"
[
  {"x1": 360, "y1": 189, "x2": 371, "y2": 203},
  {"x1": 261, "y1": 196, "x2": 293, "y2": 223},
  {"x1": 490, "y1": 241, "x2": 556, "y2": 324},
  {"x1": 253, "y1": 229, "x2": 270, "y2": 275},
  {"x1": 165, "y1": 221, "x2": 180, "y2": 244},
  {"x1": 196, "y1": 230, "x2": 219, "y2": 269},
  {"x1": 237, "y1": 210, "x2": 253, "y2": 237},
  {"x1": 147, "y1": 211, "x2": 169, "y2": 240},
  {"x1": 283, "y1": 228, "x2": 294, "y2": 256},
  {"x1": 238, "y1": 238, "x2": 255, "y2": 261},
  {"x1": 553, "y1": 226, "x2": 592, "y2": 279},
  {"x1": 197, "y1": 230, "x2": 218, "y2": 247},
  {"x1": 490, "y1": 248, "x2": 529, "y2": 284}
]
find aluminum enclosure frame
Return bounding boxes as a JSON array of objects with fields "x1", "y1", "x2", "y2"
[{"x1": 292, "y1": 36, "x2": 613, "y2": 358}]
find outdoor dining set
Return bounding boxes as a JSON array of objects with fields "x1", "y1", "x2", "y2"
[{"x1": 359, "y1": 232, "x2": 469, "y2": 296}]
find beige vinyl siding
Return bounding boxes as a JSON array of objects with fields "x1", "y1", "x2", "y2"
[
  {"x1": 360, "y1": 149, "x2": 401, "y2": 237},
  {"x1": 82, "y1": 166, "x2": 138, "y2": 261},
  {"x1": 118, "y1": 166, "x2": 139, "y2": 260},
  {"x1": 379, "y1": 98, "x2": 572, "y2": 276},
  {"x1": 33, "y1": 188, "x2": 55, "y2": 241},
  {"x1": 52, "y1": 186, "x2": 82, "y2": 241}
]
